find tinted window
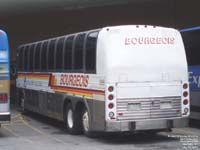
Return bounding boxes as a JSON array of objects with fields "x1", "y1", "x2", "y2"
[
  {"x1": 29, "y1": 44, "x2": 35, "y2": 71},
  {"x1": 64, "y1": 36, "x2": 74, "y2": 70},
  {"x1": 34, "y1": 43, "x2": 41, "y2": 70},
  {"x1": 24, "y1": 45, "x2": 30, "y2": 71},
  {"x1": 74, "y1": 34, "x2": 85, "y2": 70},
  {"x1": 56, "y1": 37, "x2": 65, "y2": 70},
  {"x1": 85, "y1": 32, "x2": 98, "y2": 72},
  {"x1": 41, "y1": 41, "x2": 48, "y2": 71},
  {"x1": 48, "y1": 39, "x2": 56, "y2": 70}
]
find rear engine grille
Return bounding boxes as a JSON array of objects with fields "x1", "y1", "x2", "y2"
[{"x1": 117, "y1": 96, "x2": 181, "y2": 121}]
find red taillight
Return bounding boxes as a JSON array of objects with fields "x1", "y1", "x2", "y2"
[
  {"x1": 183, "y1": 99, "x2": 188, "y2": 105},
  {"x1": 108, "y1": 103, "x2": 114, "y2": 109},
  {"x1": 108, "y1": 86, "x2": 114, "y2": 92},
  {"x1": 108, "y1": 95, "x2": 114, "y2": 100},
  {"x1": 0, "y1": 93, "x2": 8, "y2": 103},
  {"x1": 183, "y1": 91, "x2": 188, "y2": 97},
  {"x1": 183, "y1": 83, "x2": 188, "y2": 89}
]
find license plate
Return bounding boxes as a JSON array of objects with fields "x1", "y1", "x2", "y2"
[
  {"x1": 128, "y1": 103, "x2": 141, "y2": 111},
  {"x1": 160, "y1": 101, "x2": 172, "y2": 109}
]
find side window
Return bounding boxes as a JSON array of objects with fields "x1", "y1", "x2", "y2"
[
  {"x1": 29, "y1": 44, "x2": 35, "y2": 72},
  {"x1": 85, "y1": 32, "x2": 98, "y2": 73},
  {"x1": 48, "y1": 39, "x2": 56, "y2": 70},
  {"x1": 55, "y1": 37, "x2": 65, "y2": 71},
  {"x1": 74, "y1": 34, "x2": 85, "y2": 71},
  {"x1": 34, "y1": 43, "x2": 41, "y2": 71},
  {"x1": 64, "y1": 36, "x2": 74, "y2": 70},
  {"x1": 24, "y1": 45, "x2": 30, "y2": 71},
  {"x1": 41, "y1": 41, "x2": 48, "y2": 71}
]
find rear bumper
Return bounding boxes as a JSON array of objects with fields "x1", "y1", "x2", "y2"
[
  {"x1": 0, "y1": 112, "x2": 10, "y2": 123},
  {"x1": 105, "y1": 118, "x2": 189, "y2": 132}
]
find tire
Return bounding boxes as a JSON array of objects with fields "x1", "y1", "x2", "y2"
[
  {"x1": 65, "y1": 103, "x2": 81, "y2": 134},
  {"x1": 81, "y1": 107, "x2": 94, "y2": 137}
]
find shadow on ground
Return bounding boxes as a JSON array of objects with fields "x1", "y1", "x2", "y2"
[{"x1": 21, "y1": 110, "x2": 179, "y2": 145}]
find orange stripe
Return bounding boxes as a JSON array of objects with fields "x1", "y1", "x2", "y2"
[
  {"x1": 17, "y1": 73, "x2": 49, "y2": 80},
  {"x1": 17, "y1": 73, "x2": 105, "y2": 98},
  {"x1": 52, "y1": 87, "x2": 93, "y2": 98},
  {"x1": 51, "y1": 86, "x2": 105, "y2": 98}
]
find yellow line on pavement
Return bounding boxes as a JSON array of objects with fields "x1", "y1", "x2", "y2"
[
  {"x1": 11, "y1": 113, "x2": 21, "y2": 119},
  {"x1": 20, "y1": 115, "x2": 65, "y2": 143},
  {"x1": 3, "y1": 126, "x2": 18, "y2": 137},
  {"x1": 3, "y1": 126, "x2": 33, "y2": 143},
  {"x1": 3, "y1": 113, "x2": 66, "y2": 143}
]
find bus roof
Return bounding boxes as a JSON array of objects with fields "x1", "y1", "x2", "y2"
[{"x1": 180, "y1": 26, "x2": 200, "y2": 32}]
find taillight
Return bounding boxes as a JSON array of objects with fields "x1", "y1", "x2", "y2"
[
  {"x1": 107, "y1": 85, "x2": 116, "y2": 120},
  {"x1": 183, "y1": 91, "x2": 188, "y2": 97},
  {"x1": 108, "y1": 103, "x2": 114, "y2": 109},
  {"x1": 183, "y1": 99, "x2": 188, "y2": 105},
  {"x1": 108, "y1": 94, "x2": 114, "y2": 100},
  {"x1": 0, "y1": 93, "x2": 8, "y2": 103},
  {"x1": 183, "y1": 83, "x2": 188, "y2": 89},
  {"x1": 108, "y1": 86, "x2": 114, "y2": 92}
]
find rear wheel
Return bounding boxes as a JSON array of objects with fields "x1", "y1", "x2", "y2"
[
  {"x1": 81, "y1": 107, "x2": 94, "y2": 137},
  {"x1": 65, "y1": 103, "x2": 81, "y2": 134},
  {"x1": 82, "y1": 109, "x2": 89, "y2": 133}
]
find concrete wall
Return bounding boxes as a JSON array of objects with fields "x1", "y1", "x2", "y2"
[{"x1": 0, "y1": 0, "x2": 199, "y2": 61}]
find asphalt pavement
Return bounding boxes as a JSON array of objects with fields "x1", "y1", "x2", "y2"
[{"x1": 0, "y1": 106, "x2": 199, "y2": 150}]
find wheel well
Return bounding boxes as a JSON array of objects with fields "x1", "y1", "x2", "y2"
[{"x1": 75, "y1": 102, "x2": 86, "y2": 115}]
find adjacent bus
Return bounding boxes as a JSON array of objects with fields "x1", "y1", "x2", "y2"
[
  {"x1": 16, "y1": 25, "x2": 189, "y2": 136},
  {"x1": 180, "y1": 26, "x2": 200, "y2": 121},
  {"x1": 0, "y1": 30, "x2": 10, "y2": 124}
]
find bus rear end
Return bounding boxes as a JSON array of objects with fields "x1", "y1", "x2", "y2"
[
  {"x1": 0, "y1": 30, "x2": 10, "y2": 124},
  {"x1": 97, "y1": 25, "x2": 189, "y2": 132}
]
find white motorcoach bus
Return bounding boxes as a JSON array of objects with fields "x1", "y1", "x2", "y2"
[{"x1": 16, "y1": 25, "x2": 189, "y2": 136}]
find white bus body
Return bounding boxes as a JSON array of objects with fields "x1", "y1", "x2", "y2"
[{"x1": 16, "y1": 25, "x2": 189, "y2": 135}]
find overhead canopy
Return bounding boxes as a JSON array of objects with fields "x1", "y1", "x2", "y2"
[
  {"x1": 0, "y1": 0, "x2": 199, "y2": 60},
  {"x1": 0, "y1": 0, "x2": 151, "y2": 16}
]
